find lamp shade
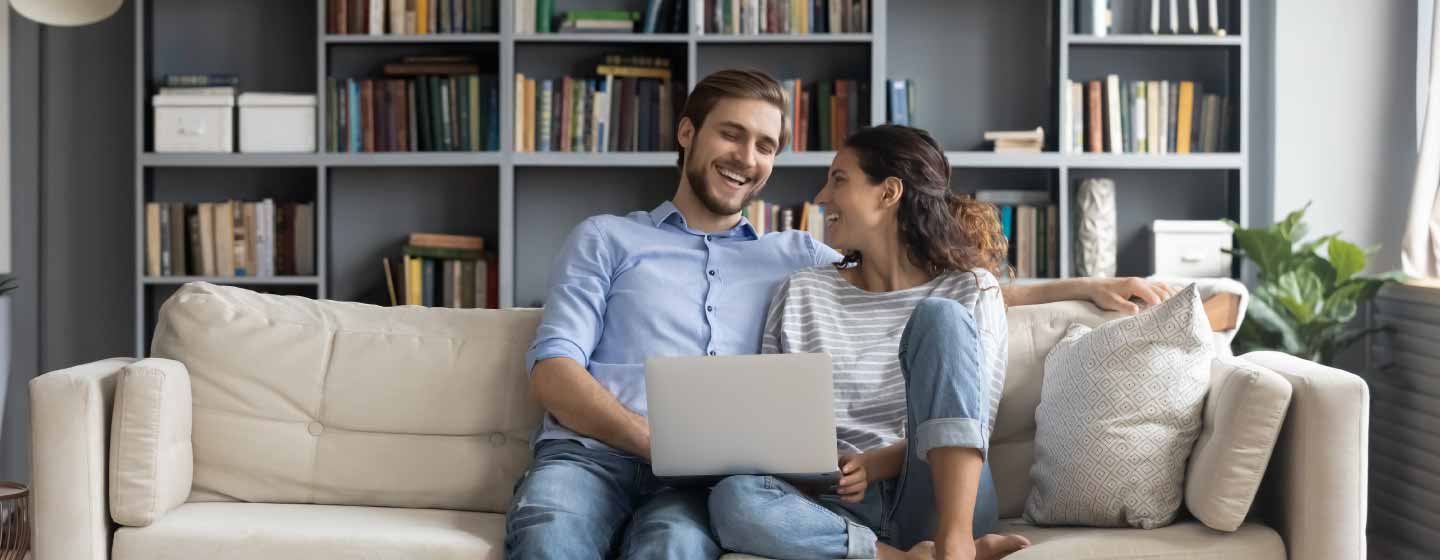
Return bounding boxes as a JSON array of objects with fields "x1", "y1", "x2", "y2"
[{"x1": 11, "y1": 0, "x2": 124, "y2": 26}]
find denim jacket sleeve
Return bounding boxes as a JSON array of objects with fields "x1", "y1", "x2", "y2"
[{"x1": 524, "y1": 218, "x2": 614, "y2": 376}]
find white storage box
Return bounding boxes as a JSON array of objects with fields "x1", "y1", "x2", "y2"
[
  {"x1": 153, "y1": 93, "x2": 235, "y2": 153},
  {"x1": 1152, "y1": 219, "x2": 1234, "y2": 278},
  {"x1": 238, "y1": 93, "x2": 317, "y2": 153}
]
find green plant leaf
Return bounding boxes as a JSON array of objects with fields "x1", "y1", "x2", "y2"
[
  {"x1": 1233, "y1": 227, "x2": 1292, "y2": 279},
  {"x1": 1301, "y1": 231, "x2": 1342, "y2": 256},
  {"x1": 1274, "y1": 203, "x2": 1312, "y2": 242},
  {"x1": 1297, "y1": 254, "x2": 1338, "y2": 293},
  {"x1": 1243, "y1": 295, "x2": 1305, "y2": 352},
  {"x1": 1276, "y1": 269, "x2": 1325, "y2": 323},
  {"x1": 1328, "y1": 238, "x2": 1366, "y2": 283}
]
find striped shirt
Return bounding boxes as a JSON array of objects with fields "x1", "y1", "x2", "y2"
[{"x1": 761, "y1": 266, "x2": 1008, "y2": 454}]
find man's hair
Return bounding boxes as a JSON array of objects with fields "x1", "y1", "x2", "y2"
[{"x1": 676, "y1": 69, "x2": 791, "y2": 167}]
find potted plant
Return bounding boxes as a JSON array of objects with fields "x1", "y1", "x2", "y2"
[{"x1": 1226, "y1": 204, "x2": 1404, "y2": 364}]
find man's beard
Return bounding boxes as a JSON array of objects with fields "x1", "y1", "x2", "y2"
[{"x1": 684, "y1": 156, "x2": 761, "y2": 216}]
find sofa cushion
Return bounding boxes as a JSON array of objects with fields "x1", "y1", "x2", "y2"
[
  {"x1": 994, "y1": 518, "x2": 1284, "y2": 560},
  {"x1": 109, "y1": 358, "x2": 194, "y2": 527},
  {"x1": 990, "y1": 301, "x2": 1124, "y2": 518},
  {"x1": 1025, "y1": 284, "x2": 1214, "y2": 528},
  {"x1": 149, "y1": 282, "x2": 545, "y2": 513},
  {"x1": 112, "y1": 502, "x2": 503, "y2": 560},
  {"x1": 1186, "y1": 356, "x2": 1292, "y2": 532},
  {"x1": 719, "y1": 519, "x2": 1284, "y2": 560}
]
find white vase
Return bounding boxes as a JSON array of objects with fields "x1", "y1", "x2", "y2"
[{"x1": 1076, "y1": 178, "x2": 1118, "y2": 277}]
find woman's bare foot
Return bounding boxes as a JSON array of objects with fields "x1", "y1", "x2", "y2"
[{"x1": 975, "y1": 533, "x2": 1031, "y2": 560}]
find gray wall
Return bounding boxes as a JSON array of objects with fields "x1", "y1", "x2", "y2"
[
  {"x1": 3, "y1": 4, "x2": 135, "y2": 483},
  {"x1": 1268, "y1": 0, "x2": 1416, "y2": 273}
]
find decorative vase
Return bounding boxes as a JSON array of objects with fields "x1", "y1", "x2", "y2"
[{"x1": 1076, "y1": 178, "x2": 1117, "y2": 277}]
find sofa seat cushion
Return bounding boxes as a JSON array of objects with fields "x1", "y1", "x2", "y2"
[
  {"x1": 112, "y1": 502, "x2": 504, "y2": 560},
  {"x1": 997, "y1": 518, "x2": 1283, "y2": 560},
  {"x1": 718, "y1": 519, "x2": 1282, "y2": 560}
]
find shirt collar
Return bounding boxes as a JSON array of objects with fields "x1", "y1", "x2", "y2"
[{"x1": 649, "y1": 201, "x2": 759, "y2": 240}]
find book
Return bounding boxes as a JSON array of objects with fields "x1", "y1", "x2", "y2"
[
  {"x1": 1157, "y1": 80, "x2": 1169, "y2": 154},
  {"x1": 187, "y1": 206, "x2": 203, "y2": 276},
  {"x1": 1147, "y1": 80, "x2": 1160, "y2": 154},
  {"x1": 296, "y1": 203, "x2": 315, "y2": 276},
  {"x1": 159, "y1": 203, "x2": 171, "y2": 275},
  {"x1": 214, "y1": 202, "x2": 234, "y2": 277},
  {"x1": 170, "y1": 204, "x2": 187, "y2": 277},
  {"x1": 384, "y1": 257, "x2": 399, "y2": 306},
  {"x1": 1086, "y1": 80, "x2": 1102, "y2": 152},
  {"x1": 1176, "y1": 81, "x2": 1195, "y2": 153},
  {"x1": 1168, "y1": 81, "x2": 1179, "y2": 153},
  {"x1": 160, "y1": 74, "x2": 239, "y2": 87},
  {"x1": 1069, "y1": 81, "x2": 1084, "y2": 153},
  {"x1": 1106, "y1": 74, "x2": 1122, "y2": 154},
  {"x1": 145, "y1": 203, "x2": 161, "y2": 276}
]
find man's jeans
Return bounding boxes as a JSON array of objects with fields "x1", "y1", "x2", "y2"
[
  {"x1": 707, "y1": 298, "x2": 1000, "y2": 559},
  {"x1": 505, "y1": 439, "x2": 721, "y2": 559}
]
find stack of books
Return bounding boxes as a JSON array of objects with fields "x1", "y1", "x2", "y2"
[
  {"x1": 517, "y1": 1, "x2": 686, "y2": 34},
  {"x1": 326, "y1": 56, "x2": 500, "y2": 153},
  {"x1": 779, "y1": 78, "x2": 867, "y2": 152},
  {"x1": 514, "y1": 55, "x2": 676, "y2": 152},
  {"x1": 145, "y1": 200, "x2": 315, "y2": 278},
  {"x1": 976, "y1": 190, "x2": 1058, "y2": 279},
  {"x1": 389, "y1": 233, "x2": 497, "y2": 308},
  {"x1": 886, "y1": 79, "x2": 915, "y2": 126},
  {"x1": 1067, "y1": 76, "x2": 1231, "y2": 154},
  {"x1": 702, "y1": 0, "x2": 870, "y2": 34},
  {"x1": 327, "y1": 0, "x2": 498, "y2": 35},
  {"x1": 985, "y1": 128, "x2": 1044, "y2": 153}
]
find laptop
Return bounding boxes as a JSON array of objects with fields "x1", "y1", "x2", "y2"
[{"x1": 644, "y1": 353, "x2": 841, "y2": 487}]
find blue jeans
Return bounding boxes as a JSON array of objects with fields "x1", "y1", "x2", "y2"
[
  {"x1": 708, "y1": 298, "x2": 1000, "y2": 559},
  {"x1": 505, "y1": 439, "x2": 722, "y2": 559}
]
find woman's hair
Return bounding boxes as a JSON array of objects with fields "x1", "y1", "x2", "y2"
[{"x1": 839, "y1": 125, "x2": 1008, "y2": 276}]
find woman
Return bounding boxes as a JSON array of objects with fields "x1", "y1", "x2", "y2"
[{"x1": 707, "y1": 125, "x2": 1173, "y2": 560}]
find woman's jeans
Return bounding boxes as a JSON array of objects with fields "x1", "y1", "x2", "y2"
[{"x1": 707, "y1": 298, "x2": 999, "y2": 559}]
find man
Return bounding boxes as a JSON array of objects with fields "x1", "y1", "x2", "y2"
[{"x1": 505, "y1": 69, "x2": 1174, "y2": 559}]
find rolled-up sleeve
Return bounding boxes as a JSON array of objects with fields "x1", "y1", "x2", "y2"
[{"x1": 525, "y1": 218, "x2": 613, "y2": 376}]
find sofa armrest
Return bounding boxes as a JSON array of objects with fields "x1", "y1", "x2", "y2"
[
  {"x1": 30, "y1": 358, "x2": 136, "y2": 560},
  {"x1": 1241, "y1": 351, "x2": 1368, "y2": 560}
]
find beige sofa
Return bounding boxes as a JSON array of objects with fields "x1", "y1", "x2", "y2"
[{"x1": 29, "y1": 282, "x2": 1368, "y2": 559}]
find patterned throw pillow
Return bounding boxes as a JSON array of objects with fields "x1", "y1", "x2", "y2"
[{"x1": 1024, "y1": 284, "x2": 1214, "y2": 529}]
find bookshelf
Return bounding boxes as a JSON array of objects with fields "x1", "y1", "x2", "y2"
[{"x1": 133, "y1": 0, "x2": 1248, "y2": 355}]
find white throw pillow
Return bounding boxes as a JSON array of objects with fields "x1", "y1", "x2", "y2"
[
  {"x1": 1024, "y1": 284, "x2": 1213, "y2": 529},
  {"x1": 1185, "y1": 356, "x2": 1293, "y2": 532},
  {"x1": 109, "y1": 358, "x2": 194, "y2": 527}
]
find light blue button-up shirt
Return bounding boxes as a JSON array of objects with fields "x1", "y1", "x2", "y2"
[{"x1": 525, "y1": 201, "x2": 843, "y2": 450}]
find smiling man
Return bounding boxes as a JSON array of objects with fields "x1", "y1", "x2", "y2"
[
  {"x1": 503, "y1": 69, "x2": 1176, "y2": 560},
  {"x1": 504, "y1": 69, "x2": 821, "y2": 560}
]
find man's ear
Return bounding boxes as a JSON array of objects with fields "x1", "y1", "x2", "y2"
[
  {"x1": 880, "y1": 177, "x2": 904, "y2": 209},
  {"x1": 677, "y1": 117, "x2": 695, "y2": 150}
]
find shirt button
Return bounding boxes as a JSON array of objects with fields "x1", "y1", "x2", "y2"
[
  {"x1": 705, "y1": 235, "x2": 712, "y2": 242},
  {"x1": 706, "y1": 305, "x2": 714, "y2": 312},
  {"x1": 708, "y1": 270, "x2": 716, "y2": 276},
  {"x1": 708, "y1": 350, "x2": 717, "y2": 356}
]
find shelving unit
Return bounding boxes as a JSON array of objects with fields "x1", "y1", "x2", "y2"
[{"x1": 133, "y1": 0, "x2": 1247, "y2": 355}]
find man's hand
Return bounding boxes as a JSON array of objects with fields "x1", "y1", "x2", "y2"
[
  {"x1": 837, "y1": 453, "x2": 869, "y2": 503},
  {"x1": 1083, "y1": 277, "x2": 1179, "y2": 315}
]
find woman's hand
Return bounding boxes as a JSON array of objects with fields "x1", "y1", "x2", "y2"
[
  {"x1": 837, "y1": 453, "x2": 869, "y2": 503},
  {"x1": 1082, "y1": 277, "x2": 1179, "y2": 314}
]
